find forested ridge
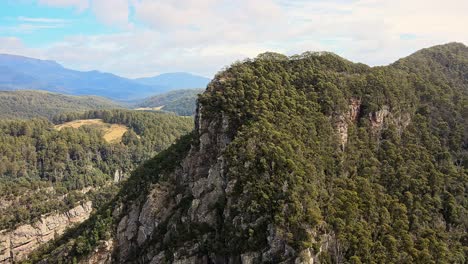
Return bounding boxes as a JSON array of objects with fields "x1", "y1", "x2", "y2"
[
  {"x1": 26, "y1": 43, "x2": 468, "y2": 263},
  {"x1": 0, "y1": 110, "x2": 193, "y2": 231},
  {"x1": 194, "y1": 44, "x2": 467, "y2": 262},
  {"x1": 136, "y1": 88, "x2": 203, "y2": 116},
  {"x1": 0, "y1": 90, "x2": 121, "y2": 119}
]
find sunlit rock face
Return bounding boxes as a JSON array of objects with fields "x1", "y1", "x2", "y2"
[{"x1": 0, "y1": 201, "x2": 92, "y2": 263}]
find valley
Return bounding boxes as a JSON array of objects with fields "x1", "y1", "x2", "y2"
[
  {"x1": 0, "y1": 88, "x2": 201, "y2": 120},
  {"x1": 0, "y1": 109, "x2": 194, "y2": 263}
]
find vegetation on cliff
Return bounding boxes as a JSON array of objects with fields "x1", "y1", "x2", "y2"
[
  {"x1": 27, "y1": 43, "x2": 468, "y2": 263},
  {"x1": 195, "y1": 44, "x2": 466, "y2": 262}
]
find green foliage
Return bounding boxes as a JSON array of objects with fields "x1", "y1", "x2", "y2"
[
  {"x1": 0, "y1": 90, "x2": 120, "y2": 119},
  {"x1": 24, "y1": 43, "x2": 468, "y2": 263},
  {"x1": 0, "y1": 110, "x2": 193, "y2": 230},
  {"x1": 137, "y1": 89, "x2": 204, "y2": 116},
  {"x1": 26, "y1": 133, "x2": 195, "y2": 264},
  {"x1": 198, "y1": 44, "x2": 467, "y2": 261}
]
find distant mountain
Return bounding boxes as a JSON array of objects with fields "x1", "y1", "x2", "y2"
[
  {"x1": 134, "y1": 72, "x2": 210, "y2": 91},
  {"x1": 0, "y1": 54, "x2": 209, "y2": 100},
  {"x1": 136, "y1": 88, "x2": 203, "y2": 116},
  {"x1": 0, "y1": 90, "x2": 121, "y2": 119}
]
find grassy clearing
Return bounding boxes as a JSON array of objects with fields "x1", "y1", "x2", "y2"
[
  {"x1": 134, "y1": 106, "x2": 165, "y2": 111},
  {"x1": 55, "y1": 119, "x2": 128, "y2": 143}
]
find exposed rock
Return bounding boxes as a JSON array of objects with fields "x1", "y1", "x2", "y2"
[
  {"x1": 149, "y1": 251, "x2": 166, "y2": 264},
  {"x1": 80, "y1": 239, "x2": 114, "y2": 264},
  {"x1": 336, "y1": 98, "x2": 361, "y2": 149},
  {"x1": 241, "y1": 252, "x2": 261, "y2": 264},
  {"x1": 0, "y1": 232, "x2": 11, "y2": 263},
  {"x1": 369, "y1": 105, "x2": 389, "y2": 132},
  {"x1": 368, "y1": 106, "x2": 412, "y2": 136},
  {"x1": 262, "y1": 225, "x2": 295, "y2": 262},
  {"x1": 107, "y1": 100, "x2": 234, "y2": 263},
  {"x1": 114, "y1": 169, "x2": 124, "y2": 183},
  {"x1": 0, "y1": 201, "x2": 92, "y2": 263},
  {"x1": 116, "y1": 183, "x2": 176, "y2": 262},
  {"x1": 295, "y1": 249, "x2": 313, "y2": 264}
]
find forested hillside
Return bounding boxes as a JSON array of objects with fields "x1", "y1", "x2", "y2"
[
  {"x1": 27, "y1": 43, "x2": 467, "y2": 264},
  {"x1": 136, "y1": 89, "x2": 203, "y2": 116},
  {"x1": 0, "y1": 110, "x2": 192, "y2": 233},
  {"x1": 0, "y1": 90, "x2": 120, "y2": 119}
]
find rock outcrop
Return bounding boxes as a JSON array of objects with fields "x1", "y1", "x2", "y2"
[
  {"x1": 335, "y1": 98, "x2": 361, "y2": 149},
  {"x1": 111, "y1": 94, "x2": 233, "y2": 263},
  {"x1": 114, "y1": 169, "x2": 125, "y2": 183},
  {"x1": 0, "y1": 201, "x2": 93, "y2": 263},
  {"x1": 79, "y1": 239, "x2": 114, "y2": 264},
  {"x1": 109, "y1": 85, "x2": 326, "y2": 263}
]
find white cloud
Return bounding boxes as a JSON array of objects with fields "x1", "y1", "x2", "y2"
[
  {"x1": 91, "y1": 0, "x2": 130, "y2": 27},
  {"x1": 0, "y1": 37, "x2": 42, "y2": 58},
  {"x1": 4, "y1": 0, "x2": 468, "y2": 77},
  {"x1": 17, "y1": 16, "x2": 68, "y2": 23},
  {"x1": 0, "y1": 16, "x2": 70, "y2": 34}
]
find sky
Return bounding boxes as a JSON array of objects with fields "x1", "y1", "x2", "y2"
[{"x1": 0, "y1": 0, "x2": 467, "y2": 78}]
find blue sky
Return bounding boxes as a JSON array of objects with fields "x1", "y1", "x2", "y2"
[
  {"x1": 0, "y1": 1, "x2": 119, "y2": 46},
  {"x1": 0, "y1": 0, "x2": 466, "y2": 78}
]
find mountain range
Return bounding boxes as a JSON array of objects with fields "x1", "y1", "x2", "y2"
[{"x1": 0, "y1": 54, "x2": 210, "y2": 100}]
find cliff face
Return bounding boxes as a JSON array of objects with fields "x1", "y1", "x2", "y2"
[
  {"x1": 112, "y1": 95, "x2": 234, "y2": 263},
  {"x1": 31, "y1": 43, "x2": 468, "y2": 264},
  {"x1": 0, "y1": 201, "x2": 92, "y2": 263},
  {"x1": 111, "y1": 100, "x2": 410, "y2": 264}
]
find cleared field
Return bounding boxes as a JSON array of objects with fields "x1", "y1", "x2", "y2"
[
  {"x1": 55, "y1": 119, "x2": 128, "y2": 143},
  {"x1": 134, "y1": 105, "x2": 165, "y2": 111}
]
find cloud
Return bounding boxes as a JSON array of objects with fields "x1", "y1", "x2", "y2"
[
  {"x1": 17, "y1": 16, "x2": 68, "y2": 23},
  {"x1": 91, "y1": 0, "x2": 130, "y2": 27},
  {"x1": 0, "y1": 16, "x2": 70, "y2": 33},
  {"x1": 4, "y1": 0, "x2": 468, "y2": 78},
  {"x1": 0, "y1": 37, "x2": 42, "y2": 58}
]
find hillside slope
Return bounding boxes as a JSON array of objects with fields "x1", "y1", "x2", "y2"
[
  {"x1": 134, "y1": 72, "x2": 210, "y2": 90},
  {"x1": 136, "y1": 89, "x2": 203, "y2": 116},
  {"x1": 29, "y1": 43, "x2": 467, "y2": 264},
  {"x1": 0, "y1": 90, "x2": 120, "y2": 119}
]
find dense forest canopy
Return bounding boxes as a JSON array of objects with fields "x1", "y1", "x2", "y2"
[
  {"x1": 198, "y1": 43, "x2": 467, "y2": 263},
  {"x1": 27, "y1": 43, "x2": 468, "y2": 263},
  {"x1": 0, "y1": 109, "x2": 193, "y2": 230}
]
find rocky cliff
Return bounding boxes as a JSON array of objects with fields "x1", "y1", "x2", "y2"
[
  {"x1": 29, "y1": 43, "x2": 468, "y2": 263},
  {"x1": 0, "y1": 201, "x2": 92, "y2": 263}
]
